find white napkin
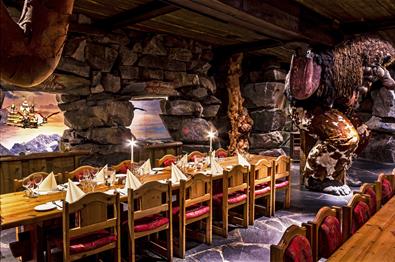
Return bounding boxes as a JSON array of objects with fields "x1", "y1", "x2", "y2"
[
  {"x1": 171, "y1": 163, "x2": 187, "y2": 184},
  {"x1": 94, "y1": 165, "x2": 107, "y2": 184},
  {"x1": 38, "y1": 172, "x2": 57, "y2": 192},
  {"x1": 138, "y1": 159, "x2": 152, "y2": 175},
  {"x1": 237, "y1": 153, "x2": 251, "y2": 168},
  {"x1": 177, "y1": 154, "x2": 188, "y2": 166},
  {"x1": 65, "y1": 179, "x2": 85, "y2": 203},
  {"x1": 124, "y1": 169, "x2": 142, "y2": 191},
  {"x1": 211, "y1": 156, "x2": 224, "y2": 176}
]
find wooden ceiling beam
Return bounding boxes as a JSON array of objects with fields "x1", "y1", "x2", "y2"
[
  {"x1": 342, "y1": 19, "x2": 395, "y2": 35},
  {"x1": 95, "y1": 1, "x2": 179, "y2": 29},
  {"x1": 214, "y1": 39, "x2": 285, "y2": 54}
]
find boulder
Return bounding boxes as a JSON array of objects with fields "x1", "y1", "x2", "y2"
[
  {"x1": 64, "y1": 37, "x2": 86, "y2": 61},
  {"x1": 119, "y1": 46, "x2": 138, "y2": 65},
  {"x1": 58, "y1": 99, "x2": 87, "y2": 112},
  {"x1": 199, "y1": 76, "x2": 216, "y2": 94},
  {"x1": 251, "y1": 109, "x2": 286, "y2": 132},
  {"x1": 203, "y1": 104, "x2": 220, "y2": 118},
  {"x1": 122, "y1": 81, "x2": 179, "y2": 97},
  {"x1": 202, "y1": 96, "x2": 222, "y2": 105},
  {"x1": 101, "y1": 73, "x2": 121, "y2": 93},
  {"x1": 249, "y1": 131, "x2": 284, "y2": 149},
  {"x1": 119, "y1": 66, "x2": 139, "y2": 80},
  {"x1": 86, "y1": 43, "x2": 118, "y2": 72},
  {"x1": 169, "y1": 48, "x2": 193, "y2": 62},
  {"x1": 85, "y1": 127, "x2": 131, "y2": 145},
  {"x1": 360, "y1": 132, "x2": 395, "y2": 163},
  {"x1": 163, "y1": 100, "x2": 203, "y2": 116},
  {"x1": 138, "y1": 55, "x2": 186, "y2": 71},
  {"x1": 91, "y1": 84, "x2": 104, "y2": 94},
  {"x1": 57, "y1": 57, "x2": 90, "y2": 78},
  {"x1": 258, "y1": 148, "x2": 287, "y2": 157},
  {"x1": 263, "y1": 68, "x2": 286, "y2": 82},
  {"x1": 142, "y1": 35, "x2": 167, "y2": 56},
  {"x1": 242, "y1": 82, "x2": 285, "y2": 109},
  {"x1": 366, "y1": 116, "x2": 395, "y2": 134},
  {"x1": 36, "y1": 74, "x2": 91, "y2": 95},
  {"x1": 372, "y1": 87, "x2": 395, "y2": 118},
  {"x1": 143, "y1": 69, "x2": 164, "y2": 80}
]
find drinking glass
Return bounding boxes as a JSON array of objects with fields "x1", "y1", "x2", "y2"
[{"x1": 22, "y1": 179, "x2": 33, "y2": 197}]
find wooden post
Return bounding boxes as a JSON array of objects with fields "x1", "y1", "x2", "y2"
[{"x1": 226, "y1": 53, "x2": 253, "y2": 154}]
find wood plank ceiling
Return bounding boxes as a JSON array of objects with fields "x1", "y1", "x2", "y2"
[{"x1": 72, "y1": 0, "x2": 395, "y2": 63}]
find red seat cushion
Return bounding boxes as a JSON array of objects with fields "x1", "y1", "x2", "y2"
[
  {"x1": 52, "y1": 229, "x2": 116, "y2": 255},
  {"x1": 163, "y1": 158, "x2": 176, "y2": 167},
  {"x1": 381, "y1": 178, "x2": 393, "y2": 204},
  {"x1": 213, "y1": 192, "x2": 247, "y2": 205},
  {"x1": 352, "y1": 201, "x2": 370, "y2": 234},
  {"x1": 116, "y1": 163, "x2": 131, "y2": 173},
  {"x1": 284, "y1": 235, "x2": 313, "y2": 262},
  {"x1": 275, "y1": 180, "x2": 289, "y2": 189},
  {"x1": 364, "y1": 186, "x2": 377, "y2": 214},
  {"x1": 255, "y1": 184, "x2": 271, "y2": 196},
  {"x1": 134, "y1": 214, "x2": 169, "y2": 232},
  {"x1": 172, "y1": 205, "x2": 210, "y2": 220},
  {"x1": 216, "y1": 151, "x2": 228, "y2": 158},
  {"x1": 319, "y1": 215, "x2": 342, "y2": 258}
]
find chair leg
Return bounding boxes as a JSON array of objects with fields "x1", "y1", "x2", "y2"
[
  {"x1": 272, "y1": 189, "x2": 276, "y2": 216},
  {"x1": 167, "y1": 227, "x2": 173, "y2": 262},
  {"x1": 179, "y1": 222, "x2": 186, "y2": 258},
  {"x1": 206, "y1": 216, "x2": 212, "y2": 245},
  {"x1": 265, "y1": 197, "x2": 271, "y2": 217},
  {"x1": 249, "y1": 195, "x2": 255, "y2": 225},
  {"x1": 285, "y1": 187, "x2": 291, "y2": 209},
  {"x1": 129, "y1": 237, "x2": 135, "y2": 262},
  {"x1": 243, "y1": 202, "x2": 249, "y2": 228},
  {"x1": 222, "y1": 208, "x2": 228, "y2": 238}
]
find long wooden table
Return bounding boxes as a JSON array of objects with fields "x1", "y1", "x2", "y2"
[{"x1": 328, "y1": 196, "x2": 395, "y2": 262}]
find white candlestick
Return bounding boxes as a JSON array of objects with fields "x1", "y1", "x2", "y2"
[
  {"x1": 209, "y1": 136, "x2": 213, "y2": 152},
  {"x1": 130, "y1": 138, "x2": 135, "y2": 163}
]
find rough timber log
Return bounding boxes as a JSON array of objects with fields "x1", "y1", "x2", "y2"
[
  {"x1": 226, "y1": 53, "x2": 253, "y2": 154},
  {"x1": 0, "y1": 0, "x2": 75, "y2": 87}
]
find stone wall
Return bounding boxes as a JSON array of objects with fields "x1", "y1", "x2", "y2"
[{"x1": 54, "y1": 16, "x2": 219, "y2": 162}]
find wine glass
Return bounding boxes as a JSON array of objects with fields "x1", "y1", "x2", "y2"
[
  {"x1": 32, "y1": 174, "x2": 43, "y2": 189},
  {"x1": 22, "y1": 179, "x2": 33, "y2": 197}
]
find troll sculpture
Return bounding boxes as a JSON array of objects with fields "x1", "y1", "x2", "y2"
[{"x1": 286, "y1": 36, "x2": 395, "y2": 195}]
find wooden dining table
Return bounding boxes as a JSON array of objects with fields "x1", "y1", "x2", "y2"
[{"x1": 328, "y1": 196, "x2": 395, "y2": 262}]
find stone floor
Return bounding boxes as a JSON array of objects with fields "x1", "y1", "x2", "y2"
[{"x1": 1, "y1": 159, "x2": 394, "y2": 262}]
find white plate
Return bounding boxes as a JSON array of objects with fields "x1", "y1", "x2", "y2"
[
  {"x1": 34, "y1": 202, "x2": 57, "y2": 212},
  {"x1": 115, "y1": 174, "x2": 127, "y2": 178},
  {"x1": 152, "y1": 167, "x2": 165, "y2": 171}
]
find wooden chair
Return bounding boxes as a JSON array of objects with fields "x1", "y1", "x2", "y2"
[
  {"x1": 62, "y1": 165, "x2": 98, "y2": 182},
  {"x1": 304, "y1": 206, "x2": 343, "y2": 261},
  {"x1": 249, "y1": 158, "x2": 273, "y2": 225},
  {"x1": 175, "y1": 173, "x2": 212, "y2": 258},
  {"x1": 111, "y1": 160, "x2": 133, "y2": 173},
  {"x1": 355, "y1": 182, "x2": 381, "y2": 215},
  {"x1": 187, "y1": 151, "x2": 207, "y2": 162},
  {"x1": 47, "y1": 192, "x2": 121, "y2": 261},
  {"x1": 272, "y1": 156, "x2": 291, "y2": 214},
  {"x1": 215, "y1": 148, "x2": 228, "y2": 158},
  {"x1": 127, "y1": 181, "x2": 172, "y2": 262},
  {"x1": 270, "y1": 225, "x2": 313, "y2": 262},
  {"x1": 13, "y1": 171, "x2": 61, "y2": 192},
  {"x1": 213, "y1": 165, "x2": 249, "y2": 238},
  {"x1": 377, "y1": 173, "x2": 394, "y2": 205},
  {"x1": 156, "y1": 154, "x2": 177, "y2": 167},
  {"x1": 342, "y1": 193, "x2": 371, "y2": 240}
]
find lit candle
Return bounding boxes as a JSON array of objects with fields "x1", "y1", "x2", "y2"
[
  {"x1": 129, "y1": 138, "x2": 137, "y2": 163},
  {"x1": 207, "y1": 130, "x2": 216, "y2": 153}
]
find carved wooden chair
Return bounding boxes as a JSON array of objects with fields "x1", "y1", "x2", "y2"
[
  {"x1": 127, "y1": 181, "x2": 172, "y2": 262},
  {"x1": 303, "y1": 206, "x2": 343, "y2": 261},
  {"x1": 270, "y1": 225, "x2": 313, "y2": 262},
  {"x1": 13, "y1": 171, "x2": 61, "y2": 192},
  {"x1": 47, "y1": 192, "x2": 121, "y2": 261},
  {"x1": 249, "y1": 158, "x2": 273, "y2": 225},
  {"x1": 342, "y1": 193, "x2": 371, "y2": 240},
  {"x1": 355, "y1": 182, "x2": 381, "y2": 215},
  {"x1": 174, "y1": 173, "x2": 212, "y2": 258},
  {"x1": 187, "y1": 151, "x2": 207, "y2": 162},
  {"x1": 272, "y1": 155, "x2": 291, "y2": 214},
  {"x1": 62, "y1": 165, "x2": 99, "y2": 182},
  {"x1": 377, "y1": 173, "x2": 394, "y2": 205},
  {"x1": 215, "y1": 148, "x2": 228, "y2": 158},
  {"x1": 111, "y1": 160, "x2": 133, "y2": 173},
  {"x1": 156, "y1": 154, "x2": 177, "y2": 167},
  {"x1": 213, "y1": 165, "x2": 249, "y2": 237}
]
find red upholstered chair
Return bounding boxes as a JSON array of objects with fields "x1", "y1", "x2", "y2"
[
  {"x1": 249, "y1": 158, "x2": 274, "y2": 225},
  {"x1": 47, "y1": 192, "x2": 121, "y2": 262},
  {"x1": 156, "y1": 154, "x2": 177, "y2": 167},
  {"x1": 215, "y1": 148, "x2": 228, "y2": 158},
  {"x1": 187, "y1": 151, "x2": 207, "y2": 162},
  {"x1": 213, "y1": 165, "x2": 249, "y2": 238},
  {"x1": 127, "y1": 181, "x2": 172, "y2": 262},
  {"x1": 342, "y1": 193, "x2": 371, "y2": 240},
  {"x1": 304, "y1": 206, "x2": 343, "y2": 261},
  {"x1": 173, "y1": 173, "x2": 212, "y2": 258},
  {"x1": 377, "y1": 173, "x2": 394, "y2": 205},
  {"x1": 271, "y1": 225, "x2": 313, "y2": 262},
  {"x1": 63, "y1": 165, "x2": 98, "y2": 182},
  {"x1": 111, "y1": 160, "x2": 133, "y2": 173},
  {"x1": 355, "y1": 182, "x2": 381, "y2": 214},
  {"x1": 272, "y1": 156, "x2": 292, "y2": 214}
]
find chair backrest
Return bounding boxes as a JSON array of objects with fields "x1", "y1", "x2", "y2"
[
  {"x1": 13, "y1": 172, "x2": 61, "y2": 192},
  {"x1": 271, "y1": 224, "x2": 313, "y2": 262},
  {"x1": 223, "y1": 165, "x2": 249, "y2": 198},
  {"x1": 156, "y1": 154, "x2": 177, "y2": 167},
  {"x1": 250, "y1": 158, "x2": 273, "y2": 187},
  {"x1": 180, "y1": 173, "x2": 212, "y2": 211},
  {"x1": 62, "y1": 192, "x2": 120, "y2": 261},
  {"x1": 273, "y1": 155, "x2": 291, "y2": 180},
  {"x1": 359, "y1": 182, "x2": 381, "y2": 214},
  {"x1": 111, "y1": 160, "x2": 133, "y2": 173},
  {"x1": 343, "y1": 193, "x2": 371, "y2": 240},
  {"x1": 63, "y1": 165, "x2": 99, "y2": 182},
  {"x1": 215, "y1": 148, "x2": 228, "y2": 158},
  {"x1": 306, "y1": 206, "x2": 343, "y2": 260},
  {"x1": 377, "y1": 173, "x2": 394, "y2": 204},
  {"x1": 187, "y1": 151, "x2": 207, "y2": 162}
]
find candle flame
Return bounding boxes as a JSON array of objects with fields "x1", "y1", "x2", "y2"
[
  {"x1": 128, "y1": 139, "x2": 138, "y2": 147},
  {"x1": 207, "y1": 130, "x2": 216, "y2": 139}
]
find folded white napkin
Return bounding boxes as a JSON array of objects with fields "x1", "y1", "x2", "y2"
[
  {"x1": 177, "y1": 154, "x2": 188, "y2": 166},
  {"x1": 171, "y1": 163, "x2": 187, "y2": 184},
  {"x1": 138, "y1": 159, "x2": 152, "y2": 175},
  {"x1": 237, "y1": 153, "x2": 251, "y2": 168},
  {"x1": 94, "y1": 165, "x2": 107, "y2": 183},
  {"x1": 38, "y1": 172, "x2": 57, "y2": 192},
  {"x1": 211, "y1": 156, "x2": 224, "y2": 176},
  {"x1": 65, "y1": 179, "x2": 85, "y2": 203},
  {"x1": 124, "y1": 169, "x2": 142, "y2": 191}
]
